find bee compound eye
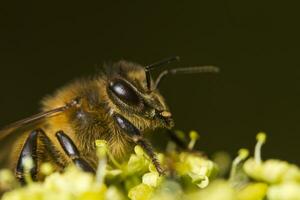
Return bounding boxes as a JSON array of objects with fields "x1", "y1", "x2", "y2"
[{"x1": 109, "y1": 79, "x2": 141, "y2": 106}]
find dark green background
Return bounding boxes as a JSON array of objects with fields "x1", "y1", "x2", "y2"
[{"x1": 1, "y1": 1, "x2": 300, "y2": 163}]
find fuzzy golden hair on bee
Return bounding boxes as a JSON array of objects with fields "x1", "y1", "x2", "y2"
[{"x1": 0, "y1": 56, "x2": 219, "y2": 181}]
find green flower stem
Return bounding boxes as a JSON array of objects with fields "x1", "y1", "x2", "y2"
[
  {"x1": 107, "y1": 151, "x2": 123, "y2": 169},
  {"x1": 255, "y1": 132, "x2": 266, "y2": 164},
  {"x1": 229, "y1": 148, "x2": 249, "y2": 181},
  {"x1": 188, "y1": 130, "x2": 199, "y2": 150}
]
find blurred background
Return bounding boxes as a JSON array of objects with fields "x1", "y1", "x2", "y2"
[{"x1": 0, "y1": 1, "x2": 300, "y2": 164}]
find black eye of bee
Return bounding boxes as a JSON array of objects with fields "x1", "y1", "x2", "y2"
[{"x1": 109, "y1": 79, "x2": 141, "y2": 106}]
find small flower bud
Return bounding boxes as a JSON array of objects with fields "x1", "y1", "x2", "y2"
[
  {"x1": 238, "y1": 149, "x2": 249, "y2": 160},
  {"x1": 256, "y1": 132, "x2": 267, "y2": 144}
]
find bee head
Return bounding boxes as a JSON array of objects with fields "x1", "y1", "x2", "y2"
[
  {"x1": 103, "y1": 57, "x2": 219, "y2": 131},
  {"x1": 105, "y1": 59, "x2": 175, "y2": 130}
]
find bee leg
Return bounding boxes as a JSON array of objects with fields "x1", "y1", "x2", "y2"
[
  {"x1": 37, "y1": 129, "x2": 66, "y2": 169},
  {"x1": 134, "y1": 136, "x2": 165, "y2": 175},
  {"x1": 55, "y1": 131, "x2": 95, "y2": 173},
  {"x1": 15, "y1": 129, "x2": 66, "y2": 183},
  {"x1": 15, "y1": 130, "x2": 38, "y2": 183},
  {"x1": 113, "y1": 114, "x2": 164, "y2": 175}
]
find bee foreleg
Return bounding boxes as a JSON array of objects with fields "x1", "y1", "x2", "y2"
[
  {"x1": 55, "y1": 131, "x2": 95, "y2": 173},
  {"x1": 134, "y1": 136, "x2": 165, "y2": 176},
  {"x1": 113, "y1": 114, "x2": 164, "y2": 175},
  {"x1": 15, "y1": 130, "x2": 38, "y2": 183}
]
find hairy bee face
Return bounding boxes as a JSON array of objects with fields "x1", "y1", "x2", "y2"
[{"x1": 105, "y1": 61, "x2": 174, "y2": 131}]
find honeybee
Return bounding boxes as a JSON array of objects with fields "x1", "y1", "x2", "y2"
[{"x1": 0, "y1": 57, "x2": 218, "y2": 182}]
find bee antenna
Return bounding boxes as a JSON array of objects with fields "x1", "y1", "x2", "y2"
[
  {"x1": 154, "y1": 65, "x2": 220, "y2": 89},
  {"x1": 145, "y1": 56, "x2": 180, "y2": 90}
]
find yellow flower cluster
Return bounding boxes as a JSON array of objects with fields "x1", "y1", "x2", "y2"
[{"x1": 1, "y1": 131, "x2": 300, "y2": 200}]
